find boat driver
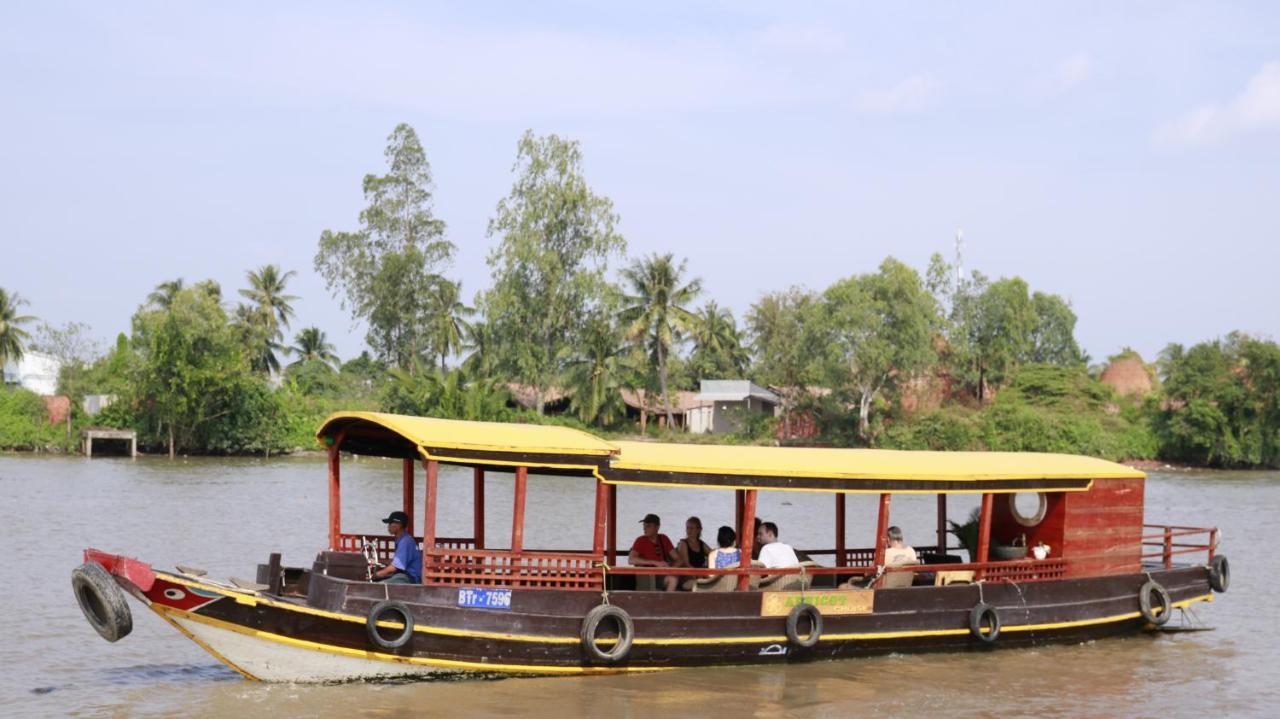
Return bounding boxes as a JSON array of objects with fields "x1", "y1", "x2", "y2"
[{"x1": 371, "y1": 510, "x2": 422, "y2": 584}]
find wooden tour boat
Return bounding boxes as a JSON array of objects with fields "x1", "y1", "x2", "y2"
[{"x1": 72, "y1": 411, "x2": 1230, "y2": 682}]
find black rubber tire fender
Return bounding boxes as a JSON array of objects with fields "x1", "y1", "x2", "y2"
[
  {"x1": 1139, "y1": 580, "x2": 1172, "y2": 626},
  {"x1": 581, "y1": 605, "x2": 634, "y2": 663},
  {"x1": 366, "y1": 600, "x2": 415, "y2": 650},
  {"x1": 72, "y1": 562, "x2": 133, "y2": 643},
  {"x1": 785, "y1": 603, "x2": 823, "y2": 649},
  {"x1": 1209, "y1": 555, "x2": 1230, "y2": 593},
  {"x1": 969, "y1": 602, "x2": 1001, "y2": 644}
]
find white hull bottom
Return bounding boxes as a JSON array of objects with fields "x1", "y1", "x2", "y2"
[{"x1": 170, "y1": 615, "x2": 445, "y2": 683}]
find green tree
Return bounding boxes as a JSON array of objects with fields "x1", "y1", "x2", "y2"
[
  {"x1": 1029, "y1": 291, "x2": 1086, "y2": 366},
  {"x1": 747, "y1": 287, "x2": 816, "y2": 438},
  {"x1": 147, "y1": 278, "x2": 186, "y2": 310},
  {"x1": 483, "y1": 130, "x2": 624, "y2": 414},
  {"x1": 237, "y1": 264, "x2": 298, "y2": 373},
  {"x1": 619, "y1": 253, "x2": 702, "y2": 428},
  {"x1": 0, "y1": 287, "x2": 36, "y2": 367},
  {"x1": 812, "y1": 258, "x2": 938, "y2": 442},
  {"x1": 130, "y1": 285, "x2": 254, "y2": 458},
  {"x1": 562, "y1": 308, "x2": 629, "y2": 426},
  {"x1": 425, "y1": 278, "x2": 472, "y2": 371},
  {"x1": 963, "y1": 277, "x2": 1036, "y2": 402},
  {"x1": 289, "y1": 327, "x2": 339, "y2": 369},
  {"x1": 688, "y1": 301, "x2": 749, "y2": 382},
  {"x1": 315, "y1": 123, "x2": 453, "y2": 368}
]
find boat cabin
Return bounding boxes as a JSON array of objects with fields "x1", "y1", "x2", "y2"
[{"x1": 313, "y1": 412, "x2": 1218, "y2": 594}]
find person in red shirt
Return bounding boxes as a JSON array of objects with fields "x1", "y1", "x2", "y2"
[{"x1": 629, "y1": 513, "x2": 679, "y2": 591}]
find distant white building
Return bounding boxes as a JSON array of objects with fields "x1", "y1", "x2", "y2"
[
  {"x1": 1, "y1": 350, "x2": 62, "y2": 396},
  {"x1": 687, "y1": 380, "x2": 779, "y2": 434}
]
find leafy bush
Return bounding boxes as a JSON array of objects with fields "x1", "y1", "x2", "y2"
[{"x1": 0, "y1": 387, "x2": 60, "y2": 449}]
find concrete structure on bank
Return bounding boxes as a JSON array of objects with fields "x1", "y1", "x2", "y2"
[{"x1": 687, "y1": 380, "x2": 779, "y2": 434}]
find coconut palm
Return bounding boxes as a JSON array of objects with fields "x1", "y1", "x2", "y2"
[
  {"x1": 461, "y1": 318, "x2": 500, "y2": 380},
  {"x1": 425, "y1": 278, "x2": 472, "y2": 371},
  {"x1": 240, "y1": 265, "x2": 298, "y2": 331},
  {"x1": 618, "y1": 253, "x2": 702, "y2": 428},
  {"x1": 290, "y1": 327, "x2": 339, "y2": 369},
  {"x1": 562, "y1": 311, "x2": 629, "y2": 426},
  {"x1": 147, "y1": 278, "x2": 186, "y2": 310},
  {"x1": 234, "y1": 304, "x2": 286, "y2": 374},
  {"x1": 689, "y1": 301, "x2": 749, "y2": 381},
  {"x1": 0, "y1": 287, "x2": 37, "y2": 367}
]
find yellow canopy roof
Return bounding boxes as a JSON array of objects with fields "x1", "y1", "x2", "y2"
[
  {"x1": 609, "y1": 441, "x2": 1144, "y2": 483},
  {"x1": 317, "y1": 412, "x2": 1142, "y2": 492},
  {"x1": 317, "y1": 412, "x2": 618, "y2": 462}
]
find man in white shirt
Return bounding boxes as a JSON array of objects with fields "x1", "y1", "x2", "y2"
[{"x1": 755, "y1": 521, "x2": 800, "y2": 569}]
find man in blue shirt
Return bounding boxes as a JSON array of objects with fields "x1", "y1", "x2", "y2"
[{"x1": 371, "y1": 511, "x2": 422, "y2": 584}]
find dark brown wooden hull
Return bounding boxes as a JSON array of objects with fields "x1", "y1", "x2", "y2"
[{"x1": 133, "y1": 564, "x2": 1217, "y2": 681}]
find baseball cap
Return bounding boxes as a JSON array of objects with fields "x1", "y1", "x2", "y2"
[
  {"x1": 639, "y1": 513, "x2": 661, "y2": 525},
  {"x1": 381, "y1": 511, "x2": 410, "y2": 526}
]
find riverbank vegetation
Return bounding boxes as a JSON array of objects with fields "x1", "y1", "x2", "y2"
[{"x1": 3, "y1": 123, "x2": 1278, "y2": 468}]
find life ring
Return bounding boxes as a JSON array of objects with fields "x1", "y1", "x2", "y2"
[
  {"x1": 1209, "y1": 555, "x2": 1230, "y2": 593},
  {"x1": 581, "y1": 605, "x2": 634, "y2": 663},
  {"x1": 786, "y1": 603, "x2": 823, "y2": 649},
  {"x1": 1139, "y1": 581, "x2": 1172, "y2": 626},
  {"x1": 72, "y1": 562, "x2": 133, "y2": 643},
  {"x1": 969, "y1": 602, "x2": 1000, "y2": 643},
  {"x1": 366, "y1": 600, "x2": 415, "y2": 650}
]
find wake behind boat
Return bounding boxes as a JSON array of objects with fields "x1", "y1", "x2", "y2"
[{"x1": 72, "y1": 411, "x2": 1229, "y2": 682}]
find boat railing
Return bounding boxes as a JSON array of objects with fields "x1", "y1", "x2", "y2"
[
  {"x1": 422, "y1": 547, "x2": 603, "y2": 591},
  {"x1": 801, "y1": 544, "x2": 965, "y2": 567},
  {"x1": 1141, "y1": 524, "x2": 1218, "y2": 569},
  {"x1": 336, "y1": 533, "x2": 476, "y2": 562}
]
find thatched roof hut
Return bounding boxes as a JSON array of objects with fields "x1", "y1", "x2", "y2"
[{"x1": 1100, "y1": 353, "x2": 1154, "y2": 397}]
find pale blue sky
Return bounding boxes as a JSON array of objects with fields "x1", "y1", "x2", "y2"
[{"x1": 2, "y1": 2, "x2": 1277, "y2": 365}]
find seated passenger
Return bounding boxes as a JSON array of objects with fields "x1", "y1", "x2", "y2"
[
  {"x1": 706, "y1": 526, "x2": 741, "y2": 569},
  {"x1": 884, "y1": 525, "x2": 919, "y2": 566},
  {"x1": 755, "y1": 521, "x2": 800, "y2": 569},
  {"x1": 371, "y1": 510, "x2": 421, "y2": 584},
  {"x1": 629, "y1": 513, "x2": 679, "y2": 591},
  {"x1": 675, "y1": 516, "x2": 712, "y2": 591}
]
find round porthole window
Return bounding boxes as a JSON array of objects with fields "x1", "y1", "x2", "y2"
[{"x1": 1010, "y1": 492, "x2": 1047, "y2": 527}]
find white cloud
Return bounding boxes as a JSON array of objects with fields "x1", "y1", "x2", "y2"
[
  {"x1": 855, "y1": 75, "x2": 939, "y2": 115},
  {"x1": 1056, "y1": 52, "x2": 1093, "y2": 91},
  {"x1": 1155, "y1": 61, "x2": 1280, "y2": 147}
]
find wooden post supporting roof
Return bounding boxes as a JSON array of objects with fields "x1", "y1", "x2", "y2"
[
  {"x1": 402, "y1": 458, "x2": 415, "y2": 535},
  {"x1": 936, "y1": 493, "x2": 947, "y2": 554},
  {"x1": 511, "y1": 466, "x2": 528, "y2": 554},
  {"x1": 326, "y1": 434, "x2": 344, "y2": 551},
  {"x1": 976, "y1": 492, "x2": 994, "y2": 577},
  {"x1": 735, "y1": 489, "x2": 745, "y2": 536},
  {"x1": 473, "y1": 468, "x2": 485, "y2": 549},
  {"x1": 592, "y1": 479, "x2": 609, "y2": 556},
  {"x1": 873, "y1": 493, "x2": 892, "y2": 567},
  {"x1": 835, "y1": 493, "x2": 847, "y2": 567},
  {"x1": 736, "y1": 490, "x2": 758, "y2": 591},
  {"x1": 607, "y1": 483, "x2": 618, "y2": 565},
  {"x1": 422, "y1": 459, "x2": 439, "y2": 551}
]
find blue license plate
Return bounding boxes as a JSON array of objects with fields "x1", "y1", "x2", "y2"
[{"x1": 457, "y1": 587, "x2": 512, "y2": 610}]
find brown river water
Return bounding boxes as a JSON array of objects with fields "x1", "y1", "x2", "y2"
[{"x1": 0, "y1": 454, "x2": 1275, "y2": 717}]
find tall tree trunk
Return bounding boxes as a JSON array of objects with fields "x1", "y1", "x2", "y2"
[
  {"x1": 658, "y1": 342, "x2": 674, "y2": 429},
  {"x1": 858, "y1": 391, "x2": 872, "y2": 443},
  {"x1": 168, "y1": 424, "x2": 175, "y2": 460}
]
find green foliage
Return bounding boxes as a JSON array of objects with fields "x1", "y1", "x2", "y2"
[
  {"x1": 383, "y1": 362, "x2": 513, "y2": 422},
  {"x1": 483, "y1": 130, "x2": 624, "y2": 414},
  {"x1": 1153, "y1": 335, "x2": 1280, "y2": 467},
  {"x1": 315, "y1": 123, "x2": 454, "y2": 368},
  {"x1": 810, "y1": 257, "x2": 938, "y2": 442},
  {"x1": 747, "y1": 286, "x2": 816, "y2": 437},
  {"x1": 562, "y1": 307, "x2": 630, "y2": 427},
  {"x1": 619, "y1": 253, "x2": 702, "y2": 427},
  {"x1": 0, "y1": 387, "x2": 62, "y2": 450},
  {"x1": 0, "y1": 287, "x2": 37, "y2": 366},
  {"x1": 688, "y1": 301, "x2": 749, "y2": 382}
]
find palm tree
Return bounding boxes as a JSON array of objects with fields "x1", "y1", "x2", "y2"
[
  {"x1": 234, "y1": 304, "x2": 285, "y2": 374},
  {"x1": 240, "y1": 265, "x2": 298, "y2": 331},
  {"x1": 461, "y1": 318, "x2": 500, "y2": 379},
  {"x1": 562, "y1": 312, "x2": 628, "y2": 426},
  {"x1": 0, "y1": 287, "x2": 37, "y2": 367},
  {"x1": 147, "y1": 278, "x2": 186, "y2": 310},
  {"x1": 618, "y1": 253, "x2": 702, "y2": 428},
  {"x1": 290, "y1": 327, "x2": 339, "y2": 369},
  {"x1": 689, "y1": 301, "x2": 749, "y2": 381},
  {"x1": 425, "y1": 279, "x2": 472, "y2": 371}
]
